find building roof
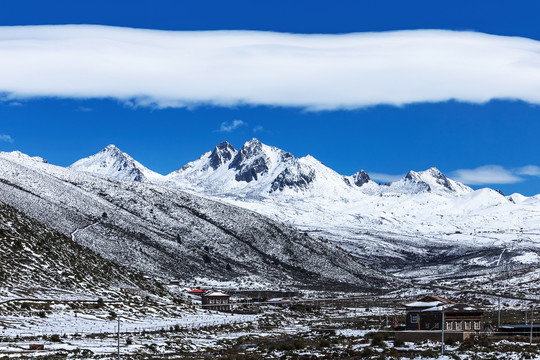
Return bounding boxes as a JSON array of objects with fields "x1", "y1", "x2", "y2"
[
  {"x1": 419, "y1": 303, "x2": 483, "y2": 313},
  {"x1": 403, "y1": 295, "x2": 455, "y2": 308},
  {"x1": 420, "y1": 295, "x2": 454, "y2": 304},
  {"x1": 404, "y1": 301, "x2": 442, "y2": 308},
  {"x1": 188, "y1": 289, "x2": 205, "y2": 294},
  {"x1": 445, "y1": 303, "x2": 482, "y2": 313},
  {"x1": 500, "y1": 325, "x2": 540, "y2": 329},
  {"x1": 204, "y1": 290, "x2": 230, "y2": 297}
]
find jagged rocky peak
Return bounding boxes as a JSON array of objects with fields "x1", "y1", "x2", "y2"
[
  {"x1": 209, "y1": 141, "x2": 237, "y2": 169},
  {"x1": 352, "y1": 170, "x2": 371, "y2": 187},
  {"x1": 270, "y1": 163, "x2": 316, "y2": 193},
  {"x1": 229, "y1": 138, "x2": 272, "y2": 182}
]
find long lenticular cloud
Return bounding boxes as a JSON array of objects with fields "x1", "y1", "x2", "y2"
[{"x1": 1, "y1": 25, "x2": 540, "y2": 109}]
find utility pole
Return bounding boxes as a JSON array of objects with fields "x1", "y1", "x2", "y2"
[
  {"x1": 117, "y1": 317, "x2": 121, "y2": 360},
  {"x1": 498, "y1": 295, "x2": 501, "y2": 329},
  {"x1": 441, "y1": 306, "x2": 445, "y2": 355},
  {"x1": 530, "y1": 306, "x2": 535, "y2": 345}
]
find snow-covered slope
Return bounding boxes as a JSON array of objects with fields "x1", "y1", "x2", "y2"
[
  {"x1": 0, "y1": 150, "x2": 382, "y2": 290},
  {"x1": 70, "y1": 144, "x2": 163, "y2": 183}
]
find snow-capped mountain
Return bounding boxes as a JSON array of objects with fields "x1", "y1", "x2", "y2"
[
  {"x1": 385, "y1": 167, "x2": 472, "y2": 195},
  {"x1": 0, "y1": 150, "x2": 382, "y2": 290},
  {"x1": 166, "y1": 138, "x2": 373, "y2": 198},
  {"x1": 17, "y1": 140, "x2": 540, "y2": 293},
  {"x1": 70, "y1": 144, "x2": 163, "y2": 183},
  {"x1": 157, "y1": 139, "x2": 540, "y2": 290}
]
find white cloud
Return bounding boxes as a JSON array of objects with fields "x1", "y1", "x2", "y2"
[
  {"x1": 0, "y1": 134, "x2": 14, "y2": 143},
  {"x1": 516, "y1": 165, "x2": 540, "y2": 176},
  {"x1": 1, "y1": 26, "x2": 540, "y2": 109},
  {"x1": 451, "y1": 165, "x2": 524, "y2": 185},
  {"x1": 253, "y1": 125, "x2": 264, "y2": 133},
  {"x1": 218, "y1": 119, "x2": 246, "y2": 132},
  {"x1": 369, "y1": 172, "x2": 405, "y2": 183}
]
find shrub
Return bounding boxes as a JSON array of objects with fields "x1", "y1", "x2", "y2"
[
  {"x1": 393, "y1": 339, "x2": 404, "y2": 347},
  {"x1": 96, "y1": 297, "x2": 105, "y2": 308},
  {"x1": 361, "y1": 347, "x2": 374, "y2": 357},
  {"x1": 421, "y1": 349, "x2": 439, "y2": 358},
  {"x1": 318, "y1": 339, "x2": 331, "y2": 348},
  {"x1": 371, "y1": 333, "x2": 386, "y2": 348}
]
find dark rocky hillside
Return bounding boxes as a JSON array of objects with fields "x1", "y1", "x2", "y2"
[{"x1": 0, "y1": 200, "x2": 164, "y2": 298}]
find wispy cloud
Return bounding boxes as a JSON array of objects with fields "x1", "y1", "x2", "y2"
[
  {"x1": 218, "y1": 120, "x2": 246, "y2": 132},
  {"x1": 0, "y1": 134, "x2": 14, "y2": 143},
  {"x1": 2, "y1": 26, "x2": 540, "y2": 109},
  {"x1": 253, "y1": 125, "x2": 264, "y2": 133},
  {"x1": 76, "y1": 106, "x2": 93, "y2": 112},
  {"x1": 369, "y1": 172, "x2": 405, "y2": 183},
  {"x1": 451, "y1": 165, "x2": 525, "y2": 185},
  {"x1": 516, "y1": 165, "x2": 540, "y2": 176}
]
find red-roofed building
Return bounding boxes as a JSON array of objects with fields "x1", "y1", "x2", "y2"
[{"x1": 187, "y1": 289, "x2": 205, "y2": 296}]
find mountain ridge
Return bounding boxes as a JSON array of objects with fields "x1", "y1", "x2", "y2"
[{"x1": 68, "y1": 139, "x2": 478, "y2": 198}]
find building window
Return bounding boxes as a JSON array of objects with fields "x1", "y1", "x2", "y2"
[
  {"x1": 456, "y1": 321, "x2": 462, "y2": 330},
  {"x1": 474, "y1": 321, "x2": 480, "y2": 330},
  {"x1": 465, "y1": 321, "x2": 471, "y2": 330},
  {"x1": 446, "y1": 321, "x2": 452, "y2": 330},
  {"x1": 434, "y1": 322, "x2": 439, "y2": 329},
  {"x1": 410, "y1": 314, "x2": 419, "y2": 323},
  {"x1": 425, "y1": 322, "x2": 430, "y2": 329}
]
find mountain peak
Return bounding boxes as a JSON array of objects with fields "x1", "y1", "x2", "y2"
[
  {"x1": 70, "y1": 145, "x2": 162, "y2": 183},
  {"x1": 103, "y1": 144, "x2": 120, "y2": 151},
  {"x1": 95, "y1": 144, "x2": 124, "y2": 155},
  {"x1": 209, "y1": 141, "x2": 237, "y2": 169},
  {"x1": 229, "y1": 139, "x2": 271, "y2": 182},
  {"x1": 245, "y1": 138, "x2": 262, "y2": 146},
  {"x1": 400, "y1": 167, "x2": 471, "y2": 194},
  {"x1": 352, "y1": 170, "x2": 371, "y2": 187}
]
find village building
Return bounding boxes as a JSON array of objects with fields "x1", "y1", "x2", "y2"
[
  {"x1": 397, "y1": 295, "x2": 484, "y2": 342},
  {"x1": 201, "y1": 290, "x2": 231, "y2": 312},
  {"x1": 403, "y1": 295, "x2": 454, "y2": 330}
]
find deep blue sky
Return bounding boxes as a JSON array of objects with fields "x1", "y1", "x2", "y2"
[{"x1": 1, "y1": 1, "x2": 540, "y2": 195}]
